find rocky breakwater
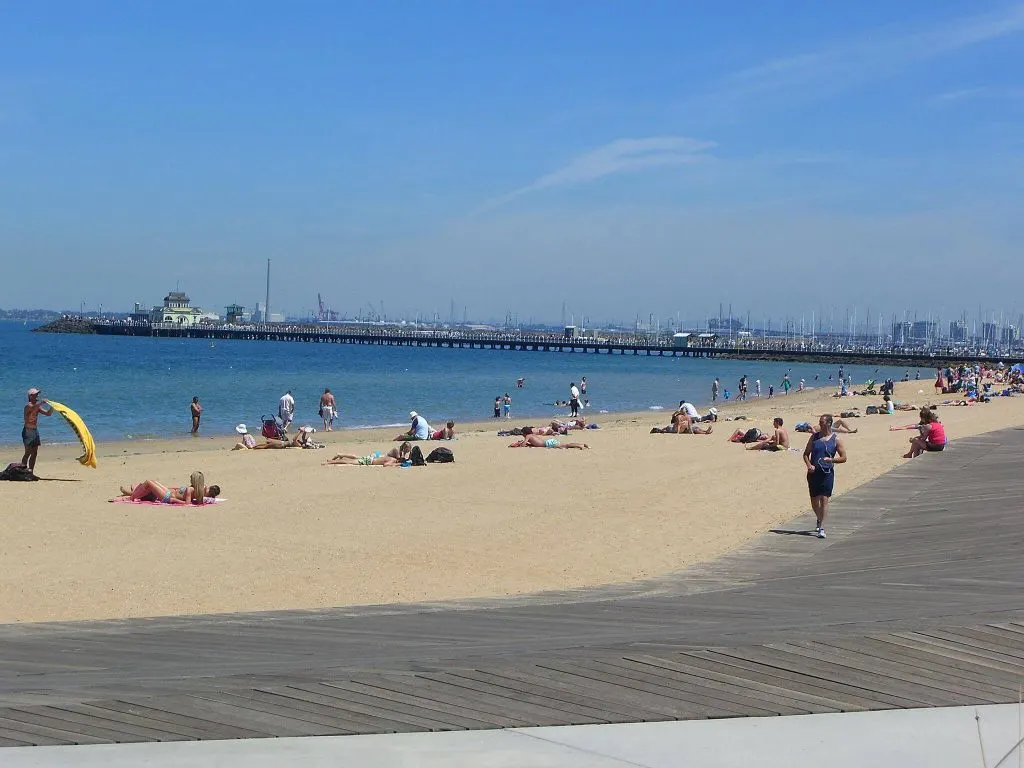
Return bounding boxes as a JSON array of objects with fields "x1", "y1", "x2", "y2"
[{"x1": 32, "y1": 317, "x2": 97, "y2": 334}]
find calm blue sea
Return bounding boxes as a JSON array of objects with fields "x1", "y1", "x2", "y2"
[{"x1": 2, "y1": 321, "x2": 916, "y2": 445}]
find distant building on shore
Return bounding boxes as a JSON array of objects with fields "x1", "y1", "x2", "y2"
[
  {"x1": 151, "y1": 291, "x2": 210, "y2": 325},
  {"x1": 949, "y1": 320, "x2": 968, "y2": 343}
]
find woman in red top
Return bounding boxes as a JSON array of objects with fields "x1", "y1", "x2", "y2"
[{"x1": 904, "y1": 408, "x2": 946, "y2": 458}]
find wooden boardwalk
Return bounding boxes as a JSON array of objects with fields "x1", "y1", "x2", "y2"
[{"x1": 2, "y1": 427, "x2": 1023, "y2": 746}]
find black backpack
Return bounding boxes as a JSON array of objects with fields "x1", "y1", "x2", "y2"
[
  {"x1": 0, "y1": 463, "x2": 38, "y2": 481},
  {"x1": 426, "y1": 447, "x2": 454, "y2": 463},
  {"x1": 741, "y1": 428, "x2": 762, "y2": 443},
  {"x1": 409, "y1": 445, "x2": 426, "y2": 466}
]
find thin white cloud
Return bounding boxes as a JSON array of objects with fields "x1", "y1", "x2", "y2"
[
  {"x1": 934, "y1": 85, "x2": 1024, "y2": 102},
  {"x1": 700, "y1": 4, "x2": 1024, "y2": 110},
  {"x1": 482, "y1": 136, "x2": 715, "y2": 209}
]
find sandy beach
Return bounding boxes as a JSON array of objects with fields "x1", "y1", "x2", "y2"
[{"x1": 3, "y1": 380, "x2": 1021, "y2": 624}]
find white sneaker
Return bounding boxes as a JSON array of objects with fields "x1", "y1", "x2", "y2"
[{"x1": 817, "y1": 528, "x2": 826, "y2": 539}]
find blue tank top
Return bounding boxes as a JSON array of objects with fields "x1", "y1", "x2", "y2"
[{"x1": 809, "y1": 432, "x2": 837, "y2": 472}]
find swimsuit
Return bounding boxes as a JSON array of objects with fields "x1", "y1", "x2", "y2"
[
  {"x1": 22, "y1": 427, "x2": 40, "y2": 448},
  {"x1": 544, "y1": 438, "x2": 559, "y2": 448},
  {"x1": 357, "y1": 456, "x2": 374, "y2": 465}
]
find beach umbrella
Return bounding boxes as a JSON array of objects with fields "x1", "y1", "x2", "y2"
[{"x1": 46, "y1": 401, "x2": 98, "y2": 468}]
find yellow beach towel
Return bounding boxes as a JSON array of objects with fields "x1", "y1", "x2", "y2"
[{"x1": 46, "y1": 400, "x2": 98, "y2": 468}]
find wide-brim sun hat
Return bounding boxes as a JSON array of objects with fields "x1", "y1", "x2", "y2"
[
  {"x1": 709, "y1": 408, "x2": 719, "y2": 415},
  {"x1": 300, "y1": 425, "x2": 315, "y2": 433},
  {"x1": 235, "y1": 424, "x2": 247, "y2": 434}
]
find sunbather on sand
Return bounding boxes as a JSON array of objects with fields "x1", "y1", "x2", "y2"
[
  {"x1": 430, "y1": 421, "x2": 456, "y2": 440},
  {"x1": 747, "y1": 418, "x2": 790, "y2": 450},
  {"x1": 256, "y1": 426, "x2": 315, "y2": 449},
  {"x1": 117, "y1": 479, "x2": 220, "y2": 504},
  {"x1": 326, "y1": 453, "x2": 400, "y2": 466},
  {"x1": 509, "y1": 434, "x2": 589, "y2": 449},
  {"x1": 831, "y1": 418, "x2": 858, "y2": 434}
]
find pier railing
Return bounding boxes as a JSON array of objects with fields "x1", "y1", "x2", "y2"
[{"x1": 80, "y1": 320, "x2": 1020, "y2": 365}]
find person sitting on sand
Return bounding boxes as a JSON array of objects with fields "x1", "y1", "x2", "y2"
[
  {"x1": 898, "y1": 408, "x2": 947, "y2": 458},
  {"x1": 326, "y1": 453, "x2": 400, "y2": 466},
  {"x1": 387, "y1": 442, "x2": 412, "y2": 461},
  {"x1": 747, "y1": 418, "x2": 790, "y2": 450},
  {"x1": 394, "y1": 411, "x2": 431, "y2": 441},
  {"x1": 509, "y1": 434, "x2": 589, "y2": 449},
  {"x1": 231, "y1": 423, "x2": 258, "y2": 450},
  {"x1": 430, "y1": 421, "x2": 455, "y2": 440},
  {"x1": 117, "y1": 477, "x2": 220, "y2": 505}
]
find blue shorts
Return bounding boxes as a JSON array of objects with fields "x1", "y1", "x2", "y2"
[
  {"x1": 22, "y1": 427, "x2": 40, "y2": 448},
  {"x1": 808, "y1": 469, "x2": 834, "y2": 498}
]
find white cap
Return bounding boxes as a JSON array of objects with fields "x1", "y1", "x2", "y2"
[
  {"x1": 409, "y1": 411, "x2": 418, "y2": 418},
  {"x1": 27, "y1": 388, "x2": 40, "y2": 396}
]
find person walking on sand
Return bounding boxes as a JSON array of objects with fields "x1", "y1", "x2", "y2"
[
  {"x1": 802, "y1": 414, "x2": 847, "y2": 539},
  {"x1": 22, "y1": 388, "x2": 54, "y2": 473},
  {"x1": 782, "y1": 373, "x2": 792, "y2": 395},
  {"x1": 190, "y1": 396, "x2": 202, "y2": 434},
  {"x1": 319, "y1": 388, "x2": 337, "y2": 431},
  {"x1": 712, "y1": 378, "x2": 720, "y2": 402},
  {"x1": 278, "y1": 390, "x2": 295, "y2": 431},
  {"x1": 569, "y1": 382, "x2": 581, "y2": 418},
  {"x1": 503, "y1": 393, "x2": 512, "y2": 419}
]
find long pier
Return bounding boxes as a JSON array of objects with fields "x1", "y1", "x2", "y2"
[{"x1": 47, "y1": 320, "x2": 1023, "y2": 366}]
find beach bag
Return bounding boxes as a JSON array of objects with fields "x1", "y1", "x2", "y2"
[
  {"x1": 426, "y1": 447, "x2": 454, "y2": 463},
  {"x1": 741, "y1": 428, "x2": 762, "y2": 443},
  {"x1": 0, "y1": 463, "x2": 37, "y2": 481},
  {"x1": 409, "y1": 445, "x2": 426, "y2": 466},
  {"x1": 865, "y1": 406, "x2": 879, "y2": 415}
]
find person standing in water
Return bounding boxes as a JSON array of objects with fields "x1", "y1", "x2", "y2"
[
  {"x1": 802, "y1": 414, "x2": 847, "y2": 539},
  {"x1": 503, "y1": 393, "x2": 512, "y2": 419},
  {"x1": 22, "y1": 388, "x2": 54, "y2": 473},
  {"x1": 320, "y1": 388, "x2": 337, "y2": 431},
  {"x1": 190, "y1": 396, "x2": 202, "y2": 434},
  {"x1": 712, "y1": 378, "x2": 720, "y2": 402}
]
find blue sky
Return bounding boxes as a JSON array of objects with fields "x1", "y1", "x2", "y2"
[{"x1": 1, "y1": 1, "x2": 1021, "y2": 327}]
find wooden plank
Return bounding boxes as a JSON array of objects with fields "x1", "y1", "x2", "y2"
[
  {"x1": 59, "y1": 702, "x2": 209, "y2": 741},
  {"x1": 0, "y1": 711, "x2": 127, "y2": 745},
  {"x1": 21, "y1": 705, "x2": 190, "y2": 743},
  {"x1": 584, "y1": 658, "x2": 802, "y2": 717},
  {"x1": 535, "y1": 661, "x2": 736, "y2": 718},
  {"x1": 113, "y1": 696, "x2": 289, "y2": 738},
  {"x1": 463, "y1": 668, "x2": 664, "y2": 722},
  {"x1": 780, "y1": 641, "x2": 1010, "y2": 702},
  {"x1": 194, "y1": 691, "x2": 360, "y2": 735},
  {"x1": 293, "y1": 681, "x2": 486, "y2": 730},
  {"x1": 827, "y1": 637, "x2": 1023, "y2": 694},
  {"x1": 0, "y1": 716, "x2": 92, "y2": 746},
  {"x1": 620, "y1": 654, "x2": 844, "y2": 713},
  {"x1": 702, "y1": 648, "x2": 935, "y2": 708},
  {"x1": 484, "y1": 667, "x2": 675, "y2": 721},
  {"x1": 83, "y1": 699, "x2": 266, "y2": 740},
  {"x1": 438, "y1": 670, "x2": 616, "y2": 723},
  {"x1": 355, "y1": 674, "x2": 566, "y2": 727},
  {"x1": 257, "y1": 686, "x2": 437, "y2": 733}
]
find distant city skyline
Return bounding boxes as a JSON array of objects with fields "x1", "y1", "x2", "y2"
[{"x1": 1, "y1": 2, "x2": 1021, "y2": 321}]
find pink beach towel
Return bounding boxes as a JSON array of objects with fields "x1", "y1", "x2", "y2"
[{"x1": 109, "y1": 497, "x2": 225, "y2": 505}]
